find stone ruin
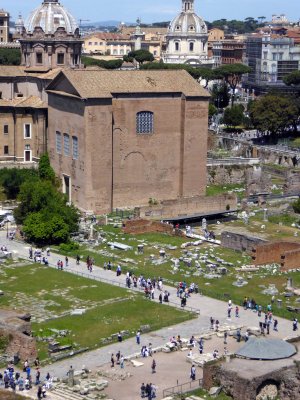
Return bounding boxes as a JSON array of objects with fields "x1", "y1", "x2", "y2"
[
  {"x1": 246, "y1": 167, "x2": 271, "y2": 196},
  {"x1": 0, "y1": 310, "x2": 37, "y2": 363}
]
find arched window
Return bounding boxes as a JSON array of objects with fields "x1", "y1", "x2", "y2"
[
  {"x1": 175, "y1": 42, "x2": 180, "y2": 51},
  {"x1": 189, "y1": 42, "x2": 194, "y2": 52},
  {"x1": 136, "y1": 111, "x2": 154, "y2": 134},
  {"x1": 63, "y1": 133, "x2": 70, "y2": 156}
]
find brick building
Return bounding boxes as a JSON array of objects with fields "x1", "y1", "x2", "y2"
[{"x1": 46, "y1": 69, "x2": 210, "y2": 213}]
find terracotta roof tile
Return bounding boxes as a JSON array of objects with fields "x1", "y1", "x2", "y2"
[
  {"x1": 0, "y1": 95, "x2": 47, "y2": 108},
  {"x1": 49, "y1": 69, "x2": 210, "y2": 99}
]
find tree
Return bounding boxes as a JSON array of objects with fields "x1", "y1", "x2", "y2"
[
  {"x1": 215, "y1": 64, "x2": 252, "y2": 106},
  {"x1": 283, "y1": 71, "x2": 300, "y2": 88},
  {"x1": 38, "y1": 153, "x2": 55, "y2": 183},
  {"x1": 0, "y1": 168, "x2": 39, "y2": 199},
  {"x1": 0, "y1": 48, "x2": 21, "y2": 65},
  {"x1": 249, "y1": 95, "x2": 298, "y2": 137},
  {"x1": 292, "y1": 198, "x2": 300, "y2": 214},
  {"x1": 209, "y1": 104, "x2": 218, "y2": 119},
  {"x1": 223, "y1": 104, "x2": 245, "y2": 127},
  {"x1": 125, "y1": 49, "x2": 154, "y2": 65},
  {"x1": 211, "y1": 83, "x2": 230, "y2": 109},
  {"x1": 81, "y1": 56, "x2": 123, "y2": 70}
]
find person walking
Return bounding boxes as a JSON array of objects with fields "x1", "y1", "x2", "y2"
[
  {"x1": 190, "y1": 365, "x2": 196, "y2": 381},
  {"x1": 151, "y1": 359, "x2": 156, "y2": 374},
  {"x1": 293, "y1": 318, "x2": 298, "y2": 331},
  {"x1": 120, "y1": 355, "x2": 124, "y2": 369},
  {"x1": 65, "y1": 256, "x2": 69, "y2": 267},
  {"x1": 224, "y1": 331, "x2": 228, "y2": 345},
  {"x1": 273, "y1": 319, "x2": 278, "y2": 331},
  {"x1": 235, "y1": 306, "x2": 239, "y2": 318},
  {"x1": 136, "y1": 331, "x2": 141, "y2": 345},
  {"x1": 111, "y1": 354, "x2": 115, "y2": 368}
]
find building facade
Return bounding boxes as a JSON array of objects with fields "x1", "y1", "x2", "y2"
[
  {"x1": 19, "y1": 0, "x2": 83, "y2": 70},
  {"x1": 212, "y1": 39, "x2": 245, "y2": 66},
  {"x1": 0, "y1": 9, "x2": 10, "y2": 43},
  {"x1": 46, "y1": 69, "x2": 209, "y2": 213},
  {"x1": 244, "y1": 33, "x2": 300, "y2": 94}
]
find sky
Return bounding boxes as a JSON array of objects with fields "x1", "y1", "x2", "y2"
[{"x1": 2, "y1": 0, "x2": 299, "y2": 24}]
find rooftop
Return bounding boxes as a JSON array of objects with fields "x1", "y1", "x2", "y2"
[
  {"x1": 236, "y1": 337, "x2": 296, "y2": 360},
  {"x1": 47, "y1": 69, "x2": 210, "y2": 99},
  {"x1": 0, "y1": 95, "x2": 47, "y2": 109}
]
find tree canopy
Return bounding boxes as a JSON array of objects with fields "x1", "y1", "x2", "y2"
[
  {"x1": 215, "y1": 64, "x2": 252, "y2": 105},
  {"x1": 249, "y1": 94, "x2": 298, "y2": 136},
  {"x1": 82, "y1": 56, "x2": 123, "y2": 70},
  {"x1": 0, "y1": 48, "x2": 21, "y2": 65},
  {"x1": 284, "y1": 71, "x2": 300, "y2": 89},
  {"x1": 124, "y1": 49, "x2": 154, "y2": 65},
  {"x1": 222, "y1": 104, "x2": 245, "y2": 127},
  {"x1": 13, "y1": 154, "x2": 79, "y2": 245}
]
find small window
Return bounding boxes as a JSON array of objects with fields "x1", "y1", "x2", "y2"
[
  {"x1": 175, "y1": 42, "x2": 179, "y2": 51},
  {"x1": 189, "y1": 42, "x2": 194, "y2": 52},
  {"x1": 56, "y1": 131, "x2": 62, "y2": 154},
  {"x1": 24, "y1": 124, "x2": 31, "y2": 139},
  {"x1": 4, "y1": 145, "x2": 8, "y2": 155},
  {"x1": 3, "y1": 125, "x2": 8, "y2": 135},
  {"x1": 72, "y1": 136, "x2": 78, "y2": 159},
  {"x1": 36, "y1": 52, "x2": 43, "y2": 64},
  {"x1": 57, "y1": 53, "x2": 65, "y2": 65},
  {"x1": 136, "y1": 111, "x2": 154, "y2": 135},
  {"x1": 63, "y1": 133, "x2": 70, "y2": 156}
]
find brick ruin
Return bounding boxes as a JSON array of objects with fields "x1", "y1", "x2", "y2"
[
  {"x1": 252, "y1": 241, "x2": 300, "y2": 271},
  {"x1": 203, "y1": 354, "x2": 300, "y2": 400},
  {"x1": 122, "y1": 219, "x2": 175, "y2": 235},
  {"x1": 221, "y1": 231, "x2": 267, "y2": 252},
  {"x1": 0, "y1": 310, "x2": 37, "y2": 362}
]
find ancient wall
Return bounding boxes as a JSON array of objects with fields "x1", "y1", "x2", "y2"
[
  {"x1": 221, "y1": 231, "x2": 267, "y2": 252},
  {"x1": 122, "y1": 219, "x2": 174, "y2": 235},
  {"x1": 208, "y1": 165, "x2": 250, "y2": 185},
  {"x1": 253, "y1": 242, "x2": 300, "y2": 267},
  {"x1": 281, "y1": 249, "x2": 300, "y2": 271},
  {"x1": 203, "y1": 359, "x2": 300, "y2": 400},
  {"x1": 137, "y1": 194, "x2": 237, "y2": 219},
  {"x1": 2, "y1": 329, "x2": 37, "y2": 362}
]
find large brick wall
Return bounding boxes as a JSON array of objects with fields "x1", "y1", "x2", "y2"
[{"x1": 253, "y1": 242, "x2": 300, "y2": 270}]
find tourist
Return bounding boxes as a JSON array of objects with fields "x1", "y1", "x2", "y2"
[
  {"x1": 34, "y1": 358, "x2": 40, "y2": 367},
  {"x1": 210, "y1": 317, "x2": 214, "y2": 329},
  {"x1": 120, "y1": 355, "x2": 124, "y2": 369},
  {"x1": 65, "y1": 256, "x2": 69, "y2": 267},
  {"x1": 151, "y1": 359, "x2": 156, "y2": 374},
  {"x1": 111, "y1": 354, "x2": 115, "y2": 368},
  {"x1": 116, "y1": 351, "x2": 121, "y2": 364},
  {"x1": 236, "y1": 328, "x2": 241, "y2": 342},
  {"x1": 213, "y1": 349, "x2": 219, "y2": 359},
  {"x1": 117, "y1": 332, "x2": 122, "y2": 342},
  {"x1": 158, "y1": 293, "x2": 162, "y2": 304},
  {"x1": 136, "y1": 330, "x2": 141, "y2": 345},
  {"x1": 116, "y1": 265, "x2": 122, "y2": 276},
  {"x1": 41, "y1": 384, "x2": 47, "y2": 397},
  {"x1": 190, "y1": 364, "x2": 196, "y2": 381},
  {"x1": 141, "y1": 382, "x2": 146, "y2": 398},
  {"x1": 235, "y1": 306, "x2": 239, "y2": 318},
  {"x1": 35, "y1": 369, "x2": 40, "y2": 385},
  {"x1": 37, "y1": 385, "x2": 42, "y2": 400},
  {"x1": 274, "y1": 319, "x2": 278, "y2": 331},
  {"x1": 76, "y1": 255, "x2": 80, "y2": 265},
  {"x1": 224, "y1": 331, "x2": 228, "y2": 345},
  {"x1": 293, "y1": 318, "x2": 298, "y2": 331},
  {"x1": 215, "y1": 320, "x2": 219, "y2": 332}
]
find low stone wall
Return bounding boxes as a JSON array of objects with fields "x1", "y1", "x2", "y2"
[
  {"x1": 137, "y1": 194, "x2": 237, "y2": 220},
  {"x1": 122, "y1": 219, "x2": 174, "y2": 235},
  {"x1": 253, "y1": 242, "x2": 300, "y2": 270},
  {"x1": 207, "y1": 164, "x2": 251, "y2": 185},
  {"x1": 221, "y1": 231, "x2": 267, "y2": 253}
]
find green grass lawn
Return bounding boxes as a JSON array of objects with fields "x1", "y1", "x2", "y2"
[
  {"x1": 0, "y1": 264, "x2": 193, "y2": 361},
  {"x1": 206, "y1": 184, "x2": 245, "y2": 198},
  {"x1": 177, "y1": 387, "x2": 232, "y2": 399}
]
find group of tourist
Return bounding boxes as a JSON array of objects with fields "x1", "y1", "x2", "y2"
[
  {"x1": 140, "y1": 382, "x2": 156, "y2": 399},
  {"x1": 0, "y1": 359, "x2": 52, "y2": 399}
]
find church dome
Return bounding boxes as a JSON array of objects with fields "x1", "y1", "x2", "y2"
[
  {"x1": 25, "y1": 0, "x2": 78, "y2": 34},
  {"x1": 168, "y1": 0, "x2": 207, "y2": 35}
]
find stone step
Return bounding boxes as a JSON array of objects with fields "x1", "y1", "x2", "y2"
[{"x1": 51, "y1": 387, "x2": 90, "y2": 400}]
